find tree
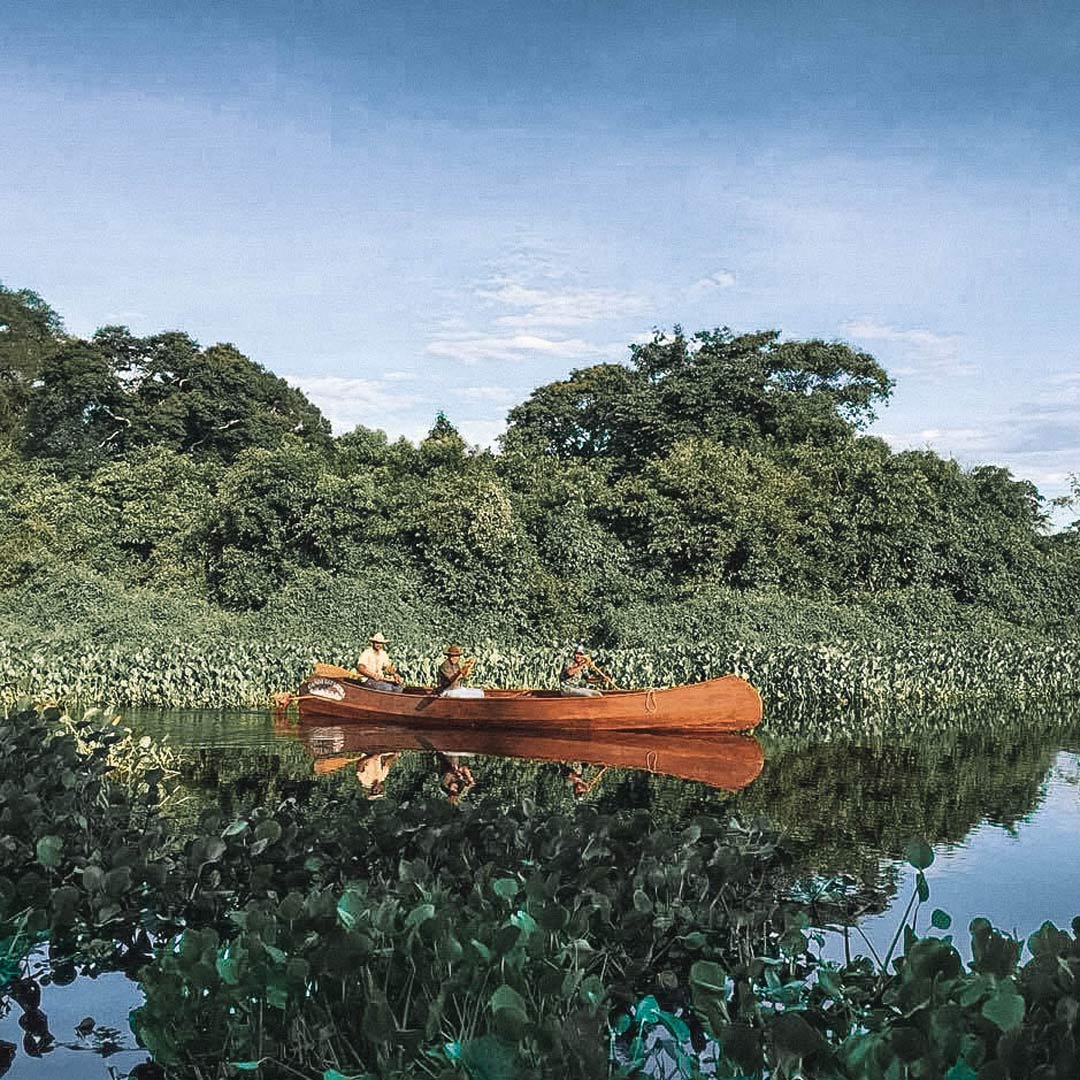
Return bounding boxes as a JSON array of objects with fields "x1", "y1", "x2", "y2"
[
  {"x1": 94, "y1": 328, "x2": 332, "y2": 461},
  {"x1": 606, "y1": 438, "x2": 811, "y2": 587},
  {"x1": 20, "y1": 324, "x2": 333, "y2": 472},
  {"x1": 0, "y1": 283, "x2": 65, "y2": 441},
  {"x1": 21, "y1": 339, "x2": 127, "y2": 474},
  {"x1": 504, "y1": 327, "x2": 893, "y2": 467},
  {"x1": 87, "y1": 447, "x2": 219, "y2": 588},
  {"x1": 205, "y1": 441, "x2": 327, "y2": 608},
  {"x1": 501, "y1": 364, "x2": 644, "y2": 459}
]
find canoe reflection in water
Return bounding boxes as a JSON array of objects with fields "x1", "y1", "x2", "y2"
[{"x1": 295, "y1": 720, "x2": 764, "y2": 798}]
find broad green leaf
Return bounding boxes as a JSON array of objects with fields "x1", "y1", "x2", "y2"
[
  {"x1": 35, "y1": 835, "x2": 63, "y2": 869},
  {"x1": 904, "y1": 839, "x2": 934, "y2": 870},
  {"x1": 490, "y1": 983, "x2": 527, "y2": 1020},
  {"x1": 405, "y1": 902, "x2": 435, "y2": 930},
  {"x1": 634, "y1": 995, "x2": 660, "y2": 1025},
  {"x1": 492, "y1": 878, "x2": 519, "y2": 900},
  {"x1": 982, "y1": 988, "x2": 1025, "y2": 1032},
  {"x1": 932, "y1": 908, "x2": 952, "y2": 930},
  {"x1": 337, "y1": 889, "x2": 366, "y2": 931},
  {"x1": 769, "y1": 1011, "x2": 823, "y2": 1057},
  {"x1": 459, "y1": 1035, "x2": 517, "y2": 1080},
  {"x1": 945, "y1": 1063, "x2": 977, "y2": 1080},
  {"x1": 689, "y1": 960, "x2": 726, "y2": 998},
  {"x1": 916, "y1": 870, "x2": 930, "y2": 902}
]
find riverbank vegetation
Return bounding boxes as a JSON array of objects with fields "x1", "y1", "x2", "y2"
[
  {"x1": 2, "y1": 704, "x2": 1078, "y2": 1078},
  {"x1": 2, "y1": 281, "x2": 1079, "y2": 709}
]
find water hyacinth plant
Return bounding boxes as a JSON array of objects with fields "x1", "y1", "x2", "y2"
[{"x1": 2, "y1": 634, "x2": 1080, "y2": 716}]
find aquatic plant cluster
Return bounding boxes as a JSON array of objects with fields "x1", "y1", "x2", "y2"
[
  {"x1": 2, "y1": 704, "x2": 1079, "y2": 1078},
  {"x1": 1, "y1": 634, "x2": 1079, "y2": 716}
]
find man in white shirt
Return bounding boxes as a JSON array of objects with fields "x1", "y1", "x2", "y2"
[{"x1": 356, "y1": 632, "x2": 404, "y2": 693}]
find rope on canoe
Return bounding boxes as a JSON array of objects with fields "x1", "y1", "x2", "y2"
[
  {"x1": 645, "y1": 750, "x2": 658, "y2": 773},
  {"x1": 645, "y1": 688, "x2": 658, "y2": 713}
]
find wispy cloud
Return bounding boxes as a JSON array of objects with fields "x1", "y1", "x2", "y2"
[
  {"x1": 689, "y1": 269, "x2": 737, "y2": 294},
  {"x1": 285, "y1": 374, "x2": 424, "y2": 433},
  {"x1": 425, "y1": 332, "x2": 608, "y2": 364},
  {"x1": 475, "y1": 278, "x2": 647, "y2": 329},
  {"x1": 457, "y1": 418, "x2": 507, "y2": 448},
  {"x1": 877, "y1": 370, "x2": 1080, "y2": 514},
  {"x1": 449, "y1": 385, "x2": 518, "y2": 403},
  {"x1": 843, "y1": 318, "x2": 974, "y2": 377}
]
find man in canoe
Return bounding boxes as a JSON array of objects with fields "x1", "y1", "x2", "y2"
[
  {"x1": 559, "y1": 645, "x2": 609, "y2": 697},
  {"x1": 356, "y1": 632, "x2": 405, "y2": 693},
  {"x1": 437, "y1": 645, "x2": 485, "y2": 698}
]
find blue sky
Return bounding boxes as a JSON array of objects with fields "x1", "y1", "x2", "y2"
[{"x1": 3, "y1": 1, "x2": 1079, "y2": 510}]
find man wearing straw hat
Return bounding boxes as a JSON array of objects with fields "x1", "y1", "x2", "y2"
[{"x1": 356, "y1": 632, "x2": 404, "y2": 693}]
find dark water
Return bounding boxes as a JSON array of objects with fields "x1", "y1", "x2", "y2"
[{"x1": 4, "y1": 705, "x2": 1080, "y2": 1077}]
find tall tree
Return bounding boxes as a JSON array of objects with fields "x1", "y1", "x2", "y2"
[
  {"x1": 20, "y1": 323, "x2": 332, "y2": 471},
  {"x1": 504, "y1": 327, "x2": 893, "y2": 467},
  {"x1": 0, "y1": 283, "x2": 65, "y2": 441},
  {"x1": 21, "y1": 339, "x2": 126, "y2": 473},
  {"x1": 94, "y1": 328, "x2": 332, "y2": 460}
]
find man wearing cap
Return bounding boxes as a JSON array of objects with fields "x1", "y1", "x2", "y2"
[
  {"x1": 356, "y1": 633, "x2": 404, "y2": 693},
  {"x1": 559, "y1": 645, "x2": 605, "y2": 697},
  {"x1": 437, "y1": 645, "x2": 485, "y2": 698}
]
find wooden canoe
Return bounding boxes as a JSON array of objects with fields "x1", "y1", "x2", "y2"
[
  {"x1": 294, "y1": 719, "x2": 764, "y2": 792},
  {"x1": 297, "y1": 664, "x2": 762, "y2": 733}
]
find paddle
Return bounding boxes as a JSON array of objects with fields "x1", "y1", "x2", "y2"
[{"x1": 583, "y1": 656, "x2": 620, "y2": 690}]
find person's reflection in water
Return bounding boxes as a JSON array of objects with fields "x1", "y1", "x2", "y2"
[
  {"x1": 436, "y1": 752, "x2": 475, "y2": 805},
  {"x1": 355, "y1": 752, "x2": 398, "y2": 799},
  {"x1": 561, "y1": 762, "x2": 609, "y2": 799}
]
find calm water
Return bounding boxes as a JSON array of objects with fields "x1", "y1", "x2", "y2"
[{"x1": 3, "y1": 706, "x2": 1080, "y2": 1077}]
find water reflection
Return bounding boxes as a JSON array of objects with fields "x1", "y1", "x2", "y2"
[
  {"x1": 290, "y1": 719, "x2": 766, "y2": 795},
  {"x1": 5, "y1": 704, "x2": 1077, "y2": 1077}
]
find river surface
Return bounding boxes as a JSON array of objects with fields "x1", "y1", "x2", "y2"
[{"x1": 4, "y1": 705, "x2": 1080, "y2": 1077}]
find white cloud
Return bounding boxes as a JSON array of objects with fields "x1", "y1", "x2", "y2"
[
  {"x1": 1044, "y1": 372, "x2": 1080, "y2": 403},
  {"x1": 457, "y1": 418, "x2": 507, "y2": 448},
  {"x1": 880, "y1": 426, "x2": 994, "y2": 454},
  {"x1": 689, "y1": 269, "x2": 737, "y2": 293},
  {"x1": 425, "y1": 333, "x2": 608, "y2": 364},
  {"x1": 449, "y1": 385, "x2": 518, "y2": 403},
  {"x1": 843, "y1": 318, "x2": 974, "y2": 377},
  {"x1": 877, "y1": 377, "x2": 1080, "y2": 518},
  {"x1": 285, "y1": 374, "x2": 424, "y2": 433},
  {"x1": 475, "y1": 278, "x2": 647, "y2": 329}
]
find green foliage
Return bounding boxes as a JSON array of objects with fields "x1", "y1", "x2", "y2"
[
  {"x1": 19, "y1": 325, "x2": 331, "y2": 475},
  {"x1": 504, "y1": 327, "x2": 893, "y2": 465},
  {"x1": 1, "y1": 283, "x2": 1080, "y2": 702},
  {"x1": 0, "y1": 282, "x2": 64, "y2": 440},
  {"x1": 3, "y1": 708, "x2": 1080, "y2": 1077}
]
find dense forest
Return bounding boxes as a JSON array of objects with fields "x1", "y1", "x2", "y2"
[{"x1": 2, "y1": 280, "x2": 1079, "y2": 667}]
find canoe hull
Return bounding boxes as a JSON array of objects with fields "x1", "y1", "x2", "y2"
[{"x1": 298, "y1": 666, "x2": 762, "y2": 733}]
